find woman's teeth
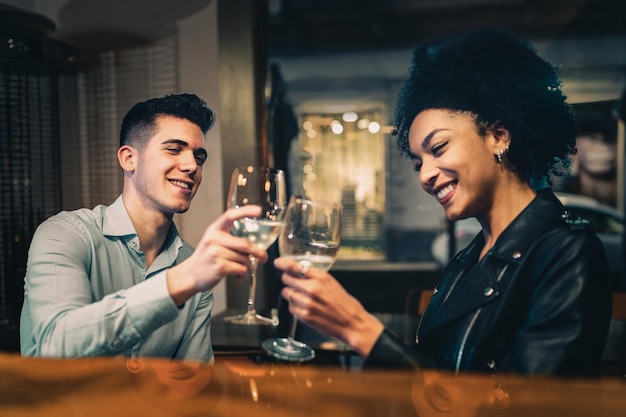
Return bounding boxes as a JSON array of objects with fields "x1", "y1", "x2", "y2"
[{"x1": 436, "y1": 183, "x2": 455, "y2": 200}]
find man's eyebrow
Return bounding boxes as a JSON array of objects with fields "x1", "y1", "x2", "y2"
[
  {"x1": 161, "y1": 139, "x2": 208, "y2": 159},
  {"x1": 161, "y1": 139, "x2": 188, "y2": 146}
]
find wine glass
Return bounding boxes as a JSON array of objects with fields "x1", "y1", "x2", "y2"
[
  {"x1": 223, "y1": 165, "x2": 287, "y2": 326},
  {"x1": 262, "y1": 196, "x2": 342, "y2": 361}
]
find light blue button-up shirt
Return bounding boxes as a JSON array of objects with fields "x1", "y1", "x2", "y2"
[{"x1": 20, "y1": 196, "x2": 214, "y2": 363}]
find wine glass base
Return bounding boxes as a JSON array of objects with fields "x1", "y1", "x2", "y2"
[
  {"x1": 222, "y1": 312, "x2": 278, "y2": 326},
  {"x1": 262, "y1": 337, "x2": 316, "y2": 362}
]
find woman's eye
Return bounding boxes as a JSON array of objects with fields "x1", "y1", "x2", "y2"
[
  {"x1": 413, "y1": 161, "x2": 422, "y2": 172},
  {"x1": 195, "y1": 155, "x2": 207, "y2": 165},
  {"x1": 431, "y1": 142, "x2": 447, "y2": 156}
]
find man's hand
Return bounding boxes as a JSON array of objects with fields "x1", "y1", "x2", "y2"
[{"x1": 167, "y1": 205, "x2": 268, "y2": 306}]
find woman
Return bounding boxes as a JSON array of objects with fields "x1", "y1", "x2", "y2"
[{"x1": 274, "y1": 28, "x2": 612, "y2": 376}]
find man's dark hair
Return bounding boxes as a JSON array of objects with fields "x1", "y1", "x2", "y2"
[
  {"x1": 394, "y1": 27, "x2": 577, "y2": 182},
  {"x1": 119, "y1": 93, "x2": 215, "y2": 149}
]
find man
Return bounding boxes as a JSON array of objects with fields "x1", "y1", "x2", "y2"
[
  {"x1": 20, "y1": 93, "x2": 265, "y2": 363},
  {"x1": 562, "y1": 102, "x2": 618, "y2": 206}
]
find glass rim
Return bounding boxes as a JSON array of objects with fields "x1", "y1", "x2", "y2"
[
  {"x1": 232, "y1": 165, "x2": 284, "y2": 174},
  {"x1": 288, "y1": 195, "x2": 342, "y2": 209}
]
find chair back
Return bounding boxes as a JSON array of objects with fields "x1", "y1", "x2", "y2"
[
  {"x1": 417, "y1": 290, "x2": 433, "y2": 315},
  {"x1": 613, "y1": 292, "x2": 626, "y2": 320}
]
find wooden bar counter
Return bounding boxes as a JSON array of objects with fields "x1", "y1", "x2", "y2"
[{"x1": 1, "y1": 352, "x2": 625, "y2": 417}]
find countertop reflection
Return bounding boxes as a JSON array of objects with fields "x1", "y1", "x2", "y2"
[{"x1": 1, "y1": 353, "x2": 625, "y2": 417}]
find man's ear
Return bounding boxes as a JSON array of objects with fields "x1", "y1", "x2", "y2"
[{"x1": 118, "y1": 145, "x2": 136, "y2": 172}]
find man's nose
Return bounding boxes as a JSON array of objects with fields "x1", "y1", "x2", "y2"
[{"x1": 180, "y1": 152, "x2": 199, "y2": 173}]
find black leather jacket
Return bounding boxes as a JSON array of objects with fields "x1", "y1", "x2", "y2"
[{"x1": 366, "y1": 189, "x2": 613, "y2": 376}]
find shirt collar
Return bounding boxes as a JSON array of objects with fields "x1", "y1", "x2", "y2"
[
  {"x1": 102, "y1": 195, "x2": 185, "y2": 259},
  {"x1": 103, "y1": 195, "x2": 137, "y2": 238}
]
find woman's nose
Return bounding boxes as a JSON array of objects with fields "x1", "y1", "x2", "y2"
[{"x1": 420, "y1": 160, "x2": 437, "y2": 190}]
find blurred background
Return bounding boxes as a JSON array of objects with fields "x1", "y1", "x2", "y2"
[{"x1": 1, "y1": 1, "x2": 624, "y2": 349}]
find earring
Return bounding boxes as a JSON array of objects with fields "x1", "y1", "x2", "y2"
[{"x1": 495, "y1": 146, "x2": 509, "y2": 164}]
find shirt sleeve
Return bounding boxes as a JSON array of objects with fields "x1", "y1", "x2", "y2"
[
  {"x1": 171, "y1": 290, "x2": 215, "y2": 364},
  {"x1": 21, "y1": 216, "x2": 179, "y2": 358}
]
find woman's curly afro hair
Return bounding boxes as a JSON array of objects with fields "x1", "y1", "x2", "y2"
[{"x1": 394, "y1": 27, "x2": 577, "y2": 182}]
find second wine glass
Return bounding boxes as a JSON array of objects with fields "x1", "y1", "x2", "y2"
[
  {"x1": 262, "y1": 196, "x2": 342, "y2": 361},
  {"x1": 223, "y1": 165, "x2": 286, "y2": 326}
]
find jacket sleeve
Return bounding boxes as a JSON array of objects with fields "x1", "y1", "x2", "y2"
[
  {"x1": 503, "y1": 229, "x2": 613, "y2": 376},
  {"x1": 363, "y1": 328, "x2": 436, "y2": 369}
]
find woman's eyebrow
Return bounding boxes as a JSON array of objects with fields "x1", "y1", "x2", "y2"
[
  {"x1": 421, "y1": 128, "x2": 449, "y2": 150},
  {"x1": 410, "y1": 128, "x2": 449, "y2": 158}
]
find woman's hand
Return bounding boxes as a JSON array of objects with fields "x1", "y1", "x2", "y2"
[{"x1": 274, "y1": 257, "x2": 385, "y2": 358}]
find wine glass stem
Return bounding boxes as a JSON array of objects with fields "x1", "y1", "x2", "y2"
[
  {"x1": 246, "y1": 255, "x2": 258, "y2": 316},
  {"x1": 288, "y1": 315, "x2": 299, "y2": 340}
]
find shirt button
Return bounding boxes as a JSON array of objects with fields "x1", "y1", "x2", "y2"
[
  {"x1": 512, "y1": 251, "x2": 522, "y2": 259},
  {"x1": 487, "y1": 359, "x2": 497, "y2": 369},
  {"x1": 484, "y1": 287, "x2": 494, "y2": 297}
]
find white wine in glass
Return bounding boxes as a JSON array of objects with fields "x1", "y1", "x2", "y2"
[
  {"x1": 262, "y1": 196, "x2": 342, "y2": 361},
  {"x1": 223, "y1": 165, "x2": 287, "y2": 326}
]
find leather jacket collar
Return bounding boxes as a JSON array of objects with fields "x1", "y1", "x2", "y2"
[
  {"x1": 457, "y1": 188, "x2": 565, "y2": 265},
  {"x1": 419, "y1": 189, "x2": 567, "y2": 341}
]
